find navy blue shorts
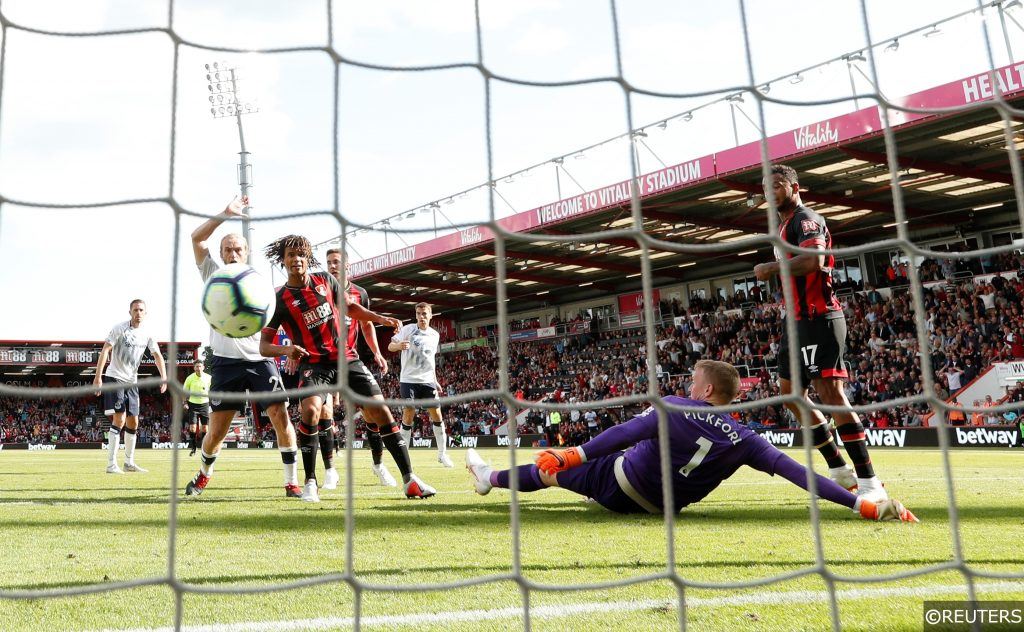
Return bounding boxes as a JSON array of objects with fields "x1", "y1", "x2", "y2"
[
  {"x1": 399, "y1": 382, "x2": 439, "y2": 404},
  {"x1": 210, "y1": 357, "x2": 288, "y2": 413},
  {"x1": 555, "y1": 451, "x2": 647, "y2": 514},
  {"x1": 102, "y1": 376, "x2": 139, "y2": 417}
]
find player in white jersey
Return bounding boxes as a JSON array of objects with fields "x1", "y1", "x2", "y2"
[
  {"x1": 183, "y1": 196, "x2": 302, "y2": 498},
  {"x1": 389, "y1": 302, "x2": 452, "y2": 467},
  {"x1": 93, "y1": 299, "x2": 168, "y2": 474}
]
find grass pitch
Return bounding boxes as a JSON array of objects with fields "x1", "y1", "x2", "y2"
[{"x1": 0, "y1": 447, "x2": 1022, "y2": 631}]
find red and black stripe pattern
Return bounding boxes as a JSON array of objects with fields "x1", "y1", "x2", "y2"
[
  {"x1": 778, "y1": 206, "x2": 843, "y2": 321},
  {"x1": 265, "y1": 272, "x2": 351, "y2": 363}
]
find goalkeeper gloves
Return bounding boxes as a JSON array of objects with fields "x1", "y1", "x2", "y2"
[
  {"x1": 858, "y1": 498, "x2": 919, "y2": 523},
  {"x1": 534, "y1": 447, "x2": 585, "y2": 475}
]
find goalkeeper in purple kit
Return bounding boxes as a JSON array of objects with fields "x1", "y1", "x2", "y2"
[{"x1": 465, "y1": 360, "x2": 917, "y2": 522}]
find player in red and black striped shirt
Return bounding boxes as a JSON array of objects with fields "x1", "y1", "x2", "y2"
[
  {"x1": 753, "y1": 164, "x2": 886, "y2": 501},
  {"x1": 259, "y1": 235, "x2": 436, "y2": 502}
]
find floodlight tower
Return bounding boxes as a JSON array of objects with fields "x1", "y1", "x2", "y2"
[{"x1": 205, "y1": 61, "x2": 259, "y2": 252}]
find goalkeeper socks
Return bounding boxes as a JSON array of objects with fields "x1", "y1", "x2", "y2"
[
  {"x1": 379, "y1": 425, "x2": 412, "y2": 479},
  {"x1": 432, "y1": 422, "x2": 447, "y2": 457},
  {"x1": 493, "y1": 465, "x2": 545, "y2": 492},
  {"x1": 836, "y1": 422, "x2": 875, "y2": 478},
  {"x1": 199, "y1": 449, "x2": 218, "y2": 477},
  {"x1": 367, "y1": 431, "x2": 384, "y2": 466},
  {"x1": 318, "y1": 420, "x2": 335, "y2": 470},
  {"x1": 279, "y1": 447, "x2": 298, "y2": 485},
  {"x1": 106, "y1": 427, "x2": 121, "y2": 465},
  {"x1": 297, "y1": 424, "x2": 319, "y2": 482},
  {"x1": 123, "y1": 426, "x2": 137, "y2": 464},
  {"x1": 810, "y1": 421, "x2": 846, "y2": 469}
]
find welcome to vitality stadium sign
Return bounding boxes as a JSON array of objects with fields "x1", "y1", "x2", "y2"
[{"x1": 351, "y1": 61, "x2": 1024, "y2": 280}]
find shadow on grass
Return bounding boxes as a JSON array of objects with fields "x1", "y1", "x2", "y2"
[
  {"x1": 1, "y1": 502, "x2": 1020, "y2": 530},
  {"x1": 6, "y1": 556, "x2": 1023, "y2": 592}
]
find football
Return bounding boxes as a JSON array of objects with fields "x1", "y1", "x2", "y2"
[{"x1": 201, "y1": 263, "x2": 275, "y2": 338}]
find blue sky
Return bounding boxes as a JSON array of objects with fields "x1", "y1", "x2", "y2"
[{"x1": 0, "y1": 0, "x2": 1019, "y2": 344}]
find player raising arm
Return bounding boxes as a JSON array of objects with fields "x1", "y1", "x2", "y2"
[
  {"x1": 183, "y1": 196, "x2": 302, "y2": 499},
  {"x1": 466, "y1": 360, "x2": 917, "y2": 522}
]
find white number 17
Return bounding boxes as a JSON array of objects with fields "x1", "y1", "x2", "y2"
[{"x1": 678, "y1": 437, "x2": 713, "y2": 477}]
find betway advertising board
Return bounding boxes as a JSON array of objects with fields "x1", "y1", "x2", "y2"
[{"x1": 756, "y1": 426, "x2": 1021, "y2": 449}]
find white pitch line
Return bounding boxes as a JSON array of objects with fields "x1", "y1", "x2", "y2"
[{"x1": 95, "y1": 580, "x2": 1024, "y2": 632}]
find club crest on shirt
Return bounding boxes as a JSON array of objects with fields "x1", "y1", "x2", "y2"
[
  {"x1": 800, "y1": 219, "x2": 819, "y2": 234},
  {"x1": 315, "y1": 284, "x2": 328, "y2": 297}
]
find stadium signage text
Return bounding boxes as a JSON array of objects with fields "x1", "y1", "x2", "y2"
[
  {"x1": 793, "y1": 122, "x2": 839, "y2": 150},
  {"x1": 28, "y1": 443, "x2": 56, "y2": 451},
  {"x1": 756, "y1": 427, "x2": 1019, "y2": 448},
  {"x1": 961, "y1": 64, "x2": 1024, "y2": 103},
  {"x1": 411, "y1": 438, "x2": 433, "y2": 448},
  {"x1": 954, "y1": 427, "x2": 1018, "y2": 447},
  {"x1": 496, "y1": 435, "x2": 522, "y2": 447},
  {"x1": 761, "y1": 430, "x2": 795, "y2": 447},
  {"x1": 0, "y1": 346, "x2": 196, "y2": 366},
  {"x1": 836, "y1": 428, "x2": 906, "y2": 448},
  {"x1": 461, "y1": 436, "x2": 478, "y2": 448}
]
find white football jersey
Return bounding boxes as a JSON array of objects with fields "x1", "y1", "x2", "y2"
[
  {"x1": 393, "y1": 323, "x2": 439, "y2": 384},
  {"x1": 104, "y1": 321, "x2": 160, "y2": 383},
  {"x1": 200, "y1": 255, "x2": 264, "y2": 361}
]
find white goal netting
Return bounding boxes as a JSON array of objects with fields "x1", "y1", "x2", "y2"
[{"x1": 1, "y1": 1, "x2": 1023, "y2": 630}]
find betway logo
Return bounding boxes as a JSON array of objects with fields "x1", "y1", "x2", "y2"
[
  {"x1": 462, "y1": 436, "x2": 478, "y2": 448},
  {"x1": 955, "y1": 427, "x2": 1018, "y2": 447},
  {"x1": 762, "y1": 430, "x2": 795, "y2": 447},
  {"x1": 836, "y1": 428, "x2": 906, "y2": 448},
  {"x1": 497, "y1": 436, "x2": 522, "y2": 447},
  {"x1": 411, "y1": 438, "x2": 433, "y2": 448},
  {"x1": 152, "y1": 442, "x2": 189, "y2": 450},
  {"x1": 28, "y1": 444, "x2": 56, "y2": 451},
  {"x1": 236, "y1": 442, "x2": 249, "y2": 449},
  {"x1": 351, "y1": 440, "x2": 364, "y2": 450},
  {"x1": 261, "y1": 441, "x2": 275, "y2": 449},
  {"x1": 793, "y1": 121, "x2": 839, "y2": 150}
]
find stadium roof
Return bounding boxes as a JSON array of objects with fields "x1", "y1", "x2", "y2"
[{"x1": 351, "y1": 61, "x2": 1024, "y2": 320}]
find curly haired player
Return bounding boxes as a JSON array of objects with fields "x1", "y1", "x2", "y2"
[{"x1": 260, "y1": 234, "x2": 435, "y2": 502}]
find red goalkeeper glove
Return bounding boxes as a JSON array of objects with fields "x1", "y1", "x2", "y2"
[
  {"x1": 858, "y1": 498, "x2": 919, "y2": 523},
  {"x1": 534, "y1": 447, "x2": 585, "y2": 475}
]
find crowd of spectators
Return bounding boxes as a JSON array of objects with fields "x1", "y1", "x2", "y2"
[
  {"x1": 8, "y1": 252, "x2": 1024, "y2": 445},
  {"x1": 0, "y1": 390, "x2": 171, "y2": 444}
]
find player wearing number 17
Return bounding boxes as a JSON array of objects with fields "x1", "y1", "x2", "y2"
[
  {"x1": 753, "y1": 164, "x2": 886, "y2": 500},
  {"x1": 466, "y1": 360, "x2": 917, "y2": 522}
]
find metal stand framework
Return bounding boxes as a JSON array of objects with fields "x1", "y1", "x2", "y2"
[{"x1": 205, "y1": 62, "x2": 258, "y2": 252}]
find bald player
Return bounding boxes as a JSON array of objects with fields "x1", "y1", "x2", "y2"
[{"x1": 184, "y1": 195, "x2": 301, "y2": 498}]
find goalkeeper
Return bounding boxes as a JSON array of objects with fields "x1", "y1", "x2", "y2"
[{"x1": 466, "y1": 360, "x2": 917, "y2": 522}]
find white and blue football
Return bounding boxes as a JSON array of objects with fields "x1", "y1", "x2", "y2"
[{"x1": 201, "y1": 263, "x2": 275, "y2": 338}]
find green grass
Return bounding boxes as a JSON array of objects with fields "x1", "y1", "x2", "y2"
[{"x1": 0, "y1": 448, "x2": 1022, "y2": 631}]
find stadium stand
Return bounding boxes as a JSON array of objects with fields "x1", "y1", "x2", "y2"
[{"x1": 4, "y1": 253, "x2": 1024, "y2": 445}]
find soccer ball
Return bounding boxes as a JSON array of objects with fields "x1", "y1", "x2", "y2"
[{"x1": 201, "y1": 263, "x2": 276, "y2": 338}]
